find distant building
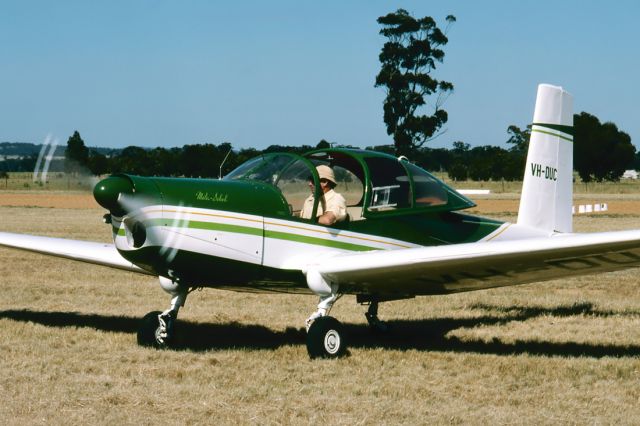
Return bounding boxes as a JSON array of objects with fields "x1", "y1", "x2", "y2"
[{"x1": 622, "y1": 170, "x2": 639, "y2": 179}]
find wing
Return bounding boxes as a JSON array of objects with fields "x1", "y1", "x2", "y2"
[
  {"x1": 309, "y1": 230, "x2": 640, "y2": 296},
  {"x1": 0, "y1": 232, "x2": 151, "y2": 275}
]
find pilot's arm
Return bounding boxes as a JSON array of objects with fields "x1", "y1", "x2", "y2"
[
  {"x1": 319, "y1": 191, "x2": 347, "y2": 226},
  {"x1": 318, "y1": 211, "x2": 338, "y2": 226}
]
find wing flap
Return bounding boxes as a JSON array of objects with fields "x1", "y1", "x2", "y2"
[
  {"x1": 311, "y1": 231, "x2": 640, "y2": 295},
  {"x1": 0, "y1": 232, "x2": 150, "y2": 275}
]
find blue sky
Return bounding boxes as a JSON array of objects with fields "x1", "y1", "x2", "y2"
[{"x1": 2, "y1": 1, "x2": 639, "y2": 151}]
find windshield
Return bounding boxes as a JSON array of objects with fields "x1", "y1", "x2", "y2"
[
  {"x1": 225, "y1": 153, "x2": 320, "y2": 220},
  {"x1": 274, "y1": 158, "x2": 316, "y2": 217},
  {"x1": 224, "y1": 154, "x2": 297, "y2": 185}
]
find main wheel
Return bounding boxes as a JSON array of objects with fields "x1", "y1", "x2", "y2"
[
  {"x1": 306, "y1": 316, "x2": 347, "y2": 359},
  {"x1": 137, "y1": 311, "x2": 171, "y2": 349}
]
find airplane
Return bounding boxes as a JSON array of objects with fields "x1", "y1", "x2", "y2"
[{"x1": 3, "y1": 83, "x2": 640, "y2": 359}]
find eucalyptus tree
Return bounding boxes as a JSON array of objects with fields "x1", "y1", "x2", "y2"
[{"x1": 375, "y1": 9, "x2": 456, "y2": 157}]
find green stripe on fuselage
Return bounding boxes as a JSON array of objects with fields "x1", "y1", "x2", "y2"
[
  {"x1": 147, "y1": 218, "x2": 263, "y2": 237},
  {"x1": 264, "y1": 229, "x2": 374, "y2": 251},
  {"x1": 139, "y1": 218, "x2": 378, "y2": 251}
]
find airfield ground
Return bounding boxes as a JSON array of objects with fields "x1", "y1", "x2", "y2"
[{"x1": 1, "y1": 190, "x2": 640, "y2": 424}]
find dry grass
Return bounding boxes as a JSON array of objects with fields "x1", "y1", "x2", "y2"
[
  {"x1": 2, "y1": 192, "x2": 640, "y2": 425},
  {"x1": 0, "y1": 191, "x2": 99, "y2": 209},
  {"x1": 0, "y1": 172, "x2": 97, "y2": 191}
]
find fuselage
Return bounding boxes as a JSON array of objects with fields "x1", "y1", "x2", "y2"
[{"x1": 94, "y1": 149, "x2": 551, "y2": 295}]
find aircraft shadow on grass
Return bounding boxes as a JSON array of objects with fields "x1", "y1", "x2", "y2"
[{"x1": 2, "y1": 302, "x2": 639, "y2": 358}]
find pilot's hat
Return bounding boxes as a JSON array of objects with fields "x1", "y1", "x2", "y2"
[{"x1": 316, "y1": 165, "x2": 336, "y2": 185}]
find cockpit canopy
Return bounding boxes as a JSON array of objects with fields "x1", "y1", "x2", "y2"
[{"x1": 225, "y1": 148, "x2": 474, "y2": 221}]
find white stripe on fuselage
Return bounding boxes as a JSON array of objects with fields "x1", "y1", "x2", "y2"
[
  {"x1": 114, "y1": 205, "x2": 421, "y2": 268},
  {"x1": 114, "y1": 205, "x2": 550, "y2": 270}
]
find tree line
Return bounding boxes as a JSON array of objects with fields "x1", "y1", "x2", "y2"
[
  {"x1": 54, "y1": 112, "x2": 636, "y2": 182},
  {"x1": 1, "y1": 112, "x2": 634, "y2": 182},
  {"x1": 62, "y1": 133, "x2": 323, "y2": 179},
  {"x1": 1, "y1": 116, "x2": 634, "y2": 183}
]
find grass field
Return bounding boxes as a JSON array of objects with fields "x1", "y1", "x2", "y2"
[{"x1": 2, "y1": 190, "x2": 640, "y2": 424}]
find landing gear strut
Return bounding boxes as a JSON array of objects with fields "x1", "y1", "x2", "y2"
[
  {"x1": 364, "y1": 300, "x2": 389, "y2": 333},
  {"x1": 137, "y1": 281, "x2": 188, "y2": 349}
]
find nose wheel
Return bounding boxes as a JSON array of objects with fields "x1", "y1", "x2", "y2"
[
  {"x1": 137, "y1": 286, "x2": 188, "y2": 349},
  {"x1": 137, "y1": 310, "x2": 175, "y2": 349}
]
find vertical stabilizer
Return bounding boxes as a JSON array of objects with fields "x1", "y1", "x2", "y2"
[{"x1": 517, "y1": 84, "x2": 573, "y2": 233}]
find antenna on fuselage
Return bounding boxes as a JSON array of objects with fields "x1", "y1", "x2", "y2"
[{"x1": 218, "y1": 148, "x2": 232, "y2": 180}]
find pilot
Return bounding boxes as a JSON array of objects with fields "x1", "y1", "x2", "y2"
[{"x1": 301, "y1": 165, "x2": 347, "y2": 226}]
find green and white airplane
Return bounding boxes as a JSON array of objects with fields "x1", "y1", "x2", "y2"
[{"x1": 3, "y1": 84, "x2": 640, "y2": 358}]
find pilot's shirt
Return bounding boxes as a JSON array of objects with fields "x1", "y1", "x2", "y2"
[{"x1": 301, "y1": 189, "x2": 347, "y2": 222}]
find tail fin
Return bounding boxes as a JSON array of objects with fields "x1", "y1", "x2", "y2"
[{"x1": 517, "y1": 84, "x2": 574, "y2": 233}]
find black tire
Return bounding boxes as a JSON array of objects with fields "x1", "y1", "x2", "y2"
[
  {"x1": 137, "y1": 311, "x2": 170, "y2": 349},
  {"x1": 306, "y1": 316, "x2": 347, "y2": 359}
]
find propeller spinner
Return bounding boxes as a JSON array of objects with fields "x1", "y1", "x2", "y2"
[{"x1": 93, "y1": 175, "x2": 135, "y2": 216}]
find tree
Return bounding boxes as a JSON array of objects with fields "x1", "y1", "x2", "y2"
[
  {"x1": 64, "y1": 130, "x2": 89, "y2": 174},
  {"x1": 632, "y1": 150, "x2": 640, "y2": 170},
  {"x1": 502, "y1": 150, "x2": 525, "y2": 181},
  {"x1": 447, "y1": 141, "x2": 469, "y2": 181},
  {"x1": 447, "y1": 163, "x2": 468, "y2": 181},
  {"x1": 111, "y1": 146, "x2": 153, "y2": 175},
  {"x1": 263, "y1": 144, "x2": 313, "y2": 155},
  {"x1": 506, "y1": 125, "x2": 530, "y2": 155},
  {"x1": 19, "y1": 155, "x2": 37, "y2": 172},
  {"x1": 231, "y1": 148, "x2": 261, "y2": 173},
  {"x1": 0, "y1": 170, "x2": 8, "y2": 188},
  {"x1": 365, "y1": 144, "x2": 396, "y2": 156},
  {"x1": 504, "y1": 124, "x2": 531, "y2": 180},
  {"x1": 87, "y1": 150, "x2": 109, "y2": 176},
  {"x1": 467, "y1": 146, "x2": 504, "y2": 181},
  {"x1": 316, "y1": 139, "x2": 331, "y2": 149},
  {"x1": 375, "y1": 9, "x2": 456, "y2": 157},
  {"x1": 574, "y1": 112, "x2": 635, "y2": 182},
  {"x1": 180, "y1": 143, "x2": 233, "y2": 178},
  {"x1": 413, "y1": 147, "x2": 452, "y2": 172},
  {"x1": 148, "y1": 147, "x2": 181, "y2": 176}
]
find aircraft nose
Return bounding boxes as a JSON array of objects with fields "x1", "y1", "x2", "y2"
[{"x1": 93, "y1": 175, "x2": 134, "y2": 214}]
